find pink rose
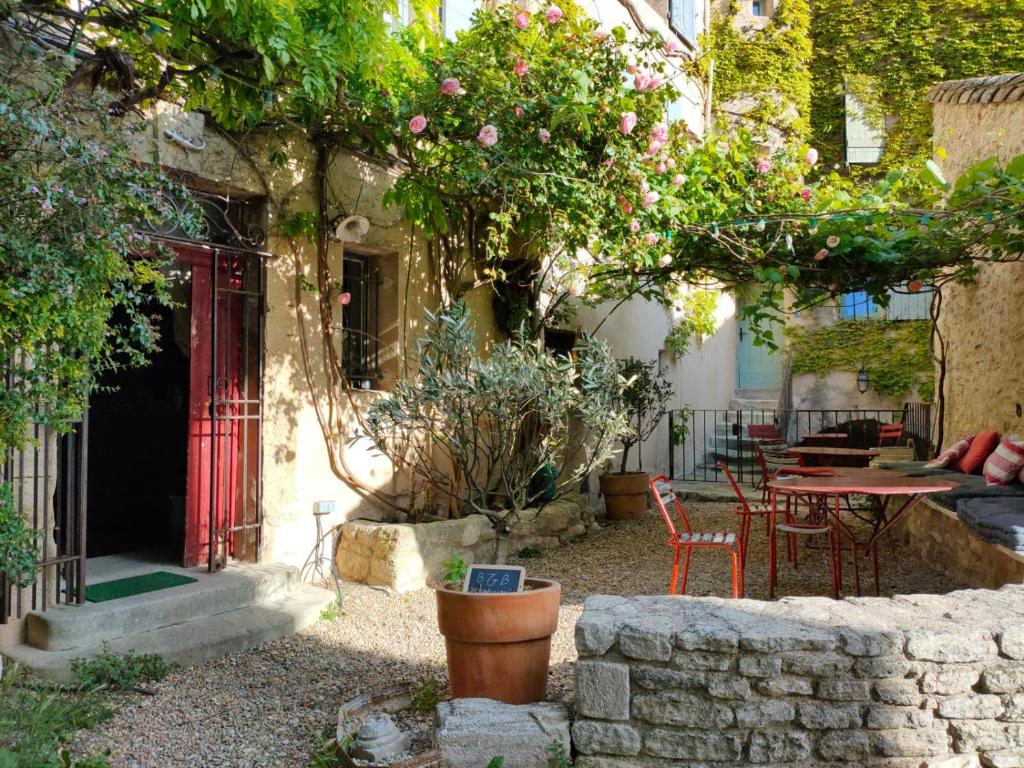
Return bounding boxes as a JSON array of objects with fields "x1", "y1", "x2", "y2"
[
  {"x1": 593, "y1": 27, "x2": 609, "y2": 41},
  {"x1": 629, "y1": 219, "x2": 641, "y2": 233},
  {"x1": 756, "y1": 159, "x2": 771, "y2": 174},
  {"x1": 441, "y1": 78, "x2": 461, "y2": 95},
  {"x1": 645, "y1": 232, "x2": 659, "y2": 246},
  {"x1": 665, "y1": 38, "x2": 681, "y2": 54},
  {"x1": 339, "y1": 291, "x2": 352, "y2": 305},
  {"x1": 643, "y1": 190, "x2": 660, "y2": 208},
  {"x1": 814, "y1": 248, "x2": 829, "y2": 261},
  {"x1": 659, "y1": 254, "x2": 673, "y2": 268},
  {"x1": 544, "y1": 5, "x2": 563, "y2": 23},
  {"x1": 650, "y1": 122, "x2": 669, "y2": 143},
  {"x1": 805, "y1": 147, "x2": 819, "y2": 166},
  {"x1": 648, "y1": 76, "x2": 663, "y2": 90},
  {"x1": 513, "y1": 58, "x2": 528, "y2": 78},
  {"x1": 666, "y1": 157, "x2": 677, "y2": 169},
  {"x1": 538, "y1": 128, "x2": 551, "y2": 143},
  {"x1": 672, "y1": 174, "x2": 686, "y2": 187},
  {"x1": 800, "y1": 187, "x2": 812, "y2": 201},
  {"x1": 627, "y1": 63, "x2": 638, "y2": 74},
  {"x1": 633, "y1": 73, "x2": 651, "y2": 92},
  {"x1": 514, "y1": 10, "x2": 530, "y2": 29},
  {"x1": 514, "y1": 105, "x2": 523, "y2": 118},
  {"x1": 717, "y1": 141, "x2": 730, "y2": 154},
  {"x1": 408, "y1": 114, "x2": 427, "y2": 134},
  {"x1": 477, "y1": 124, "x2": 499, "y2": 147},
  {"x1": 908, "y1": 279, "x2": 925, "y2": 293},
  {"x1": 646, "y1": 139, "x2": 666, "y2": 157},
  {"x1": 656, "y1": 161, "x2": 668, "y2": 173},
  {"x1": 640, "y1": 181, "x2": 650, "y2": 193},
  {"x1": 619, "y1": 112, "x2": 638, "y2": 135},
  {"x1": 619, "y1": 198, "x2": 633, "y2": 214}
]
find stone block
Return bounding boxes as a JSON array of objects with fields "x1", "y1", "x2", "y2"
[
  {"x1": 982, "y1": 748, "x2": 1024, "y2": 768},
  {"x1": 631, "y1": 665, "x2": 705, "y2": 691},
  {"x1": 619, "y1": 620, "x2": 673, "y2": 662},
  {"x1": 632, "y1": 692, "x2": 734, "y2": 728},
  {"x1": 574, "y1": 758, "x2": 645, "y2": 768},
  {"x1": 818, "y1": 730, "x2": 871, "y2": 761},
  {"x1": 866, "y1": 705, "x2": 935, "y2": 729},
  {"x1": 817, "y1": 679, "x2": 872, "y2": 701},
  {"x1": 921, "y1": 666, "x2": 981, "y2": 695},
  {"x1": 738, "y1": 622, "x2": 837, "y2": 653},
  {"x1": 575, "y1": 613, "x2": 618, "y2": 657},
  {"x1": 434, "y1": 699, "x2": 570, "y2": 768},
  {"x1": 875, "y1": 679, "x2": 924, "y2": 706},
  {"x1": 984, "y1": 665, "x2": 1024, "y2": 694},
  {"x1": 906, "y1": 630, "x2": 995, "y2": 663},
  {"x1": 757, "y1": 676, "x2": 815, "y2": 697},
  {"x1": 570, "y1": 721, "x2": 641, "y2": 757},
  {"x1": 797, "y1": 700, "x2": 863, "y2": 729},
  {"x1": 938, "y1": 694, "x2": 1005, "y2": 720},
  {"x1": 1000, "y1": 693, "x2": 1024, "y2": 722},
  {"x1": 575, "y1": 661, "x2": 630, "y2": 721},
  {"x1": 781, "y1": 651, "x2": 853, "y2": 676},
  {"x1": 951, "y1": 721, "x2": 1024, "y2": 753},
  {"x1": 999, "y1": 626, "x2": 1024, "y2": 660},
  {"x1": 748, "y1": 729, "x2": 811, "y2": 763},
  {"x1": 872, "y1": 726, "x2": 950, "y2": 758},
  {"x1": 853, "y1": 654, "x2": 912, "y2": 679},
  {"x1": 675, "y1": 625, "x2": 739, "y2": 652},
  {"x1": 672, "y1": 650, "x2": 733, "y2": 671},
  {"x1": 643, "y1": 729, "x2": 742, "y2": 761},
  {"x1": 738, "y1": 655, "x2": 783, "y2": 678},
  {"x1": 840, "y1": 627, "x2": 904, "y2": 657},
  {"x1": 735, "y1": 699, "x2": 795, "y2": 728},
  {"x1": 706, "y1": 674, "x2": 752, "y2": 700}
]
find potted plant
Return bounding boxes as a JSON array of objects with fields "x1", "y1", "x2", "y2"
[
  {"x1": 364, "y1": 302, "x2": 626, "y2": 703},
  {"x1": 0, "y1": 483, "x2": 39, "y2": 679},
  {"x1": 599, "y1": 358, "x2": 674, "y2": 520}
]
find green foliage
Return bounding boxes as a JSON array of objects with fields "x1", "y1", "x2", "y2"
[
  {"x1": 517, "y1": 546, "x2": 543, "y2": 559},
  {"x1": 0, "y1": 666, "x2": 113, "y2": 768},
  {"x1": 548, "y1": 740, "x2": 572, "y2": 767},
  {"x1": 486, "y1": 758, "x2": 504, "y2": 768},
  {"x1": 71, "y1": 647, "x2": 173, "y2": 692},
  {"x1": 704, "y1": 0, "x2": 812, "y2": 135},
  {"x1": 671, "y1": 406, "x2": 693, "y2": 447},
  {"x1": 0, "y1": 50, "x2": 197, "y2": 455},
  {"x1": 611, "y1": 358, "x2": 674, "y2": 474},
  {"x1": 0, "y1": 483, "x2": 39, "y2": 587},
  {"x1": 319, "y1": 601, "x2": 340, "y2": 622},
  {"x1": 441, "y1": 553, "x2": 467, "y2": 587},
  {"x1": 365, "y1": 302, "x2": 627, "y2": 533},
  {"x1": 305, "y1": 733, "x2": 347, "y2": 768},
  {"x1": 665, "y1": 290, "x2": 720, "y2": 356},
  {"x1": 809, "y1": 0, "x2": 1024, "y2": 168},
  {"x1": 786, "y1": 319, "x2": 933, "y2": 400},
  {"x1": 411, "y1": 678, "x2": 442, "y2": 715}
]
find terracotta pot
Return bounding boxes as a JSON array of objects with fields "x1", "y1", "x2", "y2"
[
  {"x1": 435, "y1": 578, "x2": 560, "y2": 704},
  {"x1": 600, "y1": 471, "x2": 650, "y2": 520}
]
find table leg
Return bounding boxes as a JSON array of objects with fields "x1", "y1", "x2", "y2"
[
  {"x1": 769, "y1": 488, "x2": 778, "y2": 599},
  {"x1": 833, "y1": 493, "x2": 843, "y2": 597}
]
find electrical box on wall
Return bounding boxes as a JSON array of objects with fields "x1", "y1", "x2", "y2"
[{"x1": 315, "y1": 500, "x2": 337, "y2": 515}]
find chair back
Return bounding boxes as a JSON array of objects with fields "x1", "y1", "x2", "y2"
[
  {"x1": 650, "y1": 475, "x2": 691, "y2": 537},
  {"x1": 879, "y1": 423, "x2": 904, "y2": 446},
  {"x1": 751, "y1": 441, "x2": 769, "y2": 476},
  {"x1": 717, "y1": 462, "x2": 752, "y2": 515},
  {"x1": 748, "y1": 423, "x2": 780, "y2": 442}
]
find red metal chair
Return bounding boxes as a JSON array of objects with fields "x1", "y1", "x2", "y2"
[
  {"x1": 748, "y1": 423, "x2": 781, "y2": 442},
  {"x1": 752, "y1": 441, "x2": 798, "y2": 501},
  {"x1": 878, "y1": 423, "x2": 904, "y2": 447},
  {"x1": 650, "y1": 476, "x2": 743, "y2": 598}
]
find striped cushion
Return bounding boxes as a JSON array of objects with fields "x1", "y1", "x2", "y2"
[
  {"x1": 983, "y1": 435, "x2": 1024, "y2": 486},
  {"x1": 926, "y1": 436, "x2": 973, "y2": 468}
]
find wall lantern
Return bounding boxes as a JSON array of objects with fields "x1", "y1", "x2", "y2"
[{"x1": 856, "y1": 364, "x2": 870, "y2": 395}]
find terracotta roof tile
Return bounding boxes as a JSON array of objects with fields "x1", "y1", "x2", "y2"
[{"x1": 928, "y1": 73, "x2": 1024, "y2": 105}]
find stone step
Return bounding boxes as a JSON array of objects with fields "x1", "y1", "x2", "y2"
[
  {"x1": 26, "y1": 561, "x2": 301, "y2": 652},
  {"x1": 5, "y1": 584, "x2": 335, "y2": 682},
  {"x1": 727, "y1": 399, "x2": 779, "y2": 413}
]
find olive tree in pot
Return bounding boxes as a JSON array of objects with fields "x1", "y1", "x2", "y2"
[
  {"x1": 599, "y1": 358, "x2": 674, "y2": 521},
  {"x1": 364, "y1": 301, "x2": 626, "y2": 703}
]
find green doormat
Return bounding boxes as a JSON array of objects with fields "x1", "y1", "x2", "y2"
[{"x1": 85, "y1": 571, "x2": 198, "y2": 603}]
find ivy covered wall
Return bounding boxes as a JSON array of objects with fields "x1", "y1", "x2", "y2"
[{"x1": 785, "y1": 318, "x2": 934, "y2": 401}]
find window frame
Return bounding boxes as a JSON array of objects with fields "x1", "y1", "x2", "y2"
[{"x1": 668, "y1": 0, "x2": 698, "y2": 49}]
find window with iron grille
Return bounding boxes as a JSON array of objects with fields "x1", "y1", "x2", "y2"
[{"x1": 340, "y1": 252, "x2": 381, "y2": 388}]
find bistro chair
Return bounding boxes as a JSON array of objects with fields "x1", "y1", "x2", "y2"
[
  {"x1": 747, "y1": 423, "x2": 782, "y2": 443},
  {"x1": 752, "y1": 441, "x2": 799, "y2": 501},
  {"x1": 878, "y1": 423, "x2": 905, "y2": 447},
  {"x1": 650, "y1": 476, "x2": 743, "y2": 598}
]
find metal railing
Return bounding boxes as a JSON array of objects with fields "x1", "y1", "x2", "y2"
[{"x1": 668, "y1": 403, "x2": 933, "y2": 483}]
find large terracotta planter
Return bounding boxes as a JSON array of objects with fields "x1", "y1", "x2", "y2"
[
  {"x1": 435, "y1": 578, "x2": 560, "y2": 704},
  {"x1": 600, "y1": 471, "x2": 650, "y2": 520}
]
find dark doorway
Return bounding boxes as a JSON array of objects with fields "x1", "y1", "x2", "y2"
[{"x1": 86, "y1": 285, "x2": 191, "y2": 559}]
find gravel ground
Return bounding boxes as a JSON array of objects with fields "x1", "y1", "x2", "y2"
[{"x1": 73, "y1": 500, "x2": 969, "y2": 767}]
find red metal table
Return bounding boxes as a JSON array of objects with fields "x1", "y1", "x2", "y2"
[
  {"x1": 767, "y1": 468, "x2": 956, "y2": 598},
  {"x1": 801, "y1": 433, "x2": 849, "y2": 448},
  {"x1": 786, "y1": 446, "x2": 880, "y2": 468}
]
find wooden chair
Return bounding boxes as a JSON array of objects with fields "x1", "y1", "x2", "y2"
[
  {"x1": 878, "y1": 423, "x2": 904, "y2": 447},
  {"x1": 650, "y1": 476, "x2": 743, "y2": 598}
]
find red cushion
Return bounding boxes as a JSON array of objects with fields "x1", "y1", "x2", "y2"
[{"x1": 954, "y1": 430, "x2": 1000, "y2": 475}]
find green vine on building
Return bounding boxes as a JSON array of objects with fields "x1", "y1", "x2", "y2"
[{"x1": 785, "y1": 319, "x2": 934, "y2": 401}]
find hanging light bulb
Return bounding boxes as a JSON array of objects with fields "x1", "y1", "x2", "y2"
[{"x1": 755, "y1": 218, "x2": 766, "y2": 232}]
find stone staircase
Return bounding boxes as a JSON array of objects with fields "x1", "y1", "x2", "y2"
[
  {"x1": 3, "y1": 555, "x2": 335, "y2": 681},
  {"x1": 693, "y1": 390, "x2": 781, "y2": 477}
]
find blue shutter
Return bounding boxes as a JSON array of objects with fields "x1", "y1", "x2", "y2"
[{"x1": 670, "y1": 0, "x2": 697, "y2": 46}]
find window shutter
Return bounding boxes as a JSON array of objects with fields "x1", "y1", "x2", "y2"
[{"x1": 670, "y1": 0, "x2": 697, "y2": 46}]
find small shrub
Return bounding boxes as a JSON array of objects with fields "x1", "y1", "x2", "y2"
[
  {"x1": 411, "y1": 678, "x2": 442, "y2": 715},
  {"x1": 71, "y1": 646, "x2": 173, "y2": 691},
  {"x1": 319, "y1": 601, "x2": 340, "y2": 622},
  {"x1": 486, "y1": 758, "x2": 504, "y2": 768},
  {"x1": 517, "y1": 546, "x2": 543, "y2": 559},
  {"x1": 441, "y1": 554, "x2": 467, "y2": 588}
]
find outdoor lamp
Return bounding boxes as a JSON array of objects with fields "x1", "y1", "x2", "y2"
[{"x1": 856, "y1": 365, "x2": 870, "y2": 394}]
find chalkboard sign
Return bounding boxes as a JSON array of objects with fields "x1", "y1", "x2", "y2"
[{"x1": 463, "y1": 564, "x2": 526, "y2": 594}]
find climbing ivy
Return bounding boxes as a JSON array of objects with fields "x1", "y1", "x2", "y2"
[
  {"x1": 809, "y1": 0, "x2": 1024, "y2": 169},
  {"x1": 665, "y1": 289, "x2": 720, "y2": 356},
  {"x1": 785, "y1": 319, "x2": 934, "y2": 401},
  {"x1": 703, "y1": 0, "x2": 812, "y2": 136}
]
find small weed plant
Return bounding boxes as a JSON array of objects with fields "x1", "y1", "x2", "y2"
[
  {"x1": 319, "y1": 601, "x2": 340, "y2": 622},
  {"x1": 71, "y1": 646, "x2": 173, "y2": 691},
  {"x1": 411, "y1": 678, "x2": 442, "y2": 715},
  {"x1": 517, "y1": 546, "x2": 543, "y2": 559},
  {"x1": 441, "y1": 554, "x2": 467, "y2": 588}
]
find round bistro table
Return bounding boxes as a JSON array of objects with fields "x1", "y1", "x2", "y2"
[{"x1": 785, "y1": 446, "x2": 880, "y2": 468}]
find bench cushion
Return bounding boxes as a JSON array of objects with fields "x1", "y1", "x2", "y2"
[
  {"x1": 875, "y1": 460, "x2": 957, "y2": 477},
  {"x1": 957, "y1": 497, "x2": 1024, "y2": 552}
]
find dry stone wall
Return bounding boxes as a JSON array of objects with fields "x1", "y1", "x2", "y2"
[{"x1": 572, "y1": 588, "x2": 1024, "y2": 767}]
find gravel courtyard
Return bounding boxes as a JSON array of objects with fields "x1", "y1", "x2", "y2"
[{"x1": 73, "y1": 498, "x2": 969, "y2": 767}]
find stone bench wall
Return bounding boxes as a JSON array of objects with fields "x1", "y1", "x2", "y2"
[
  {"x1": 335, "y1": 494, "x2": 592, "y2": 592},
  {"x1": 572, "y1": 588, "x2": 1024, "y2": 767}
]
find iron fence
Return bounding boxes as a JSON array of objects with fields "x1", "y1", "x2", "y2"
[{"x1": 668, "y1": 403, "x2": 933, "y2": 483}]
